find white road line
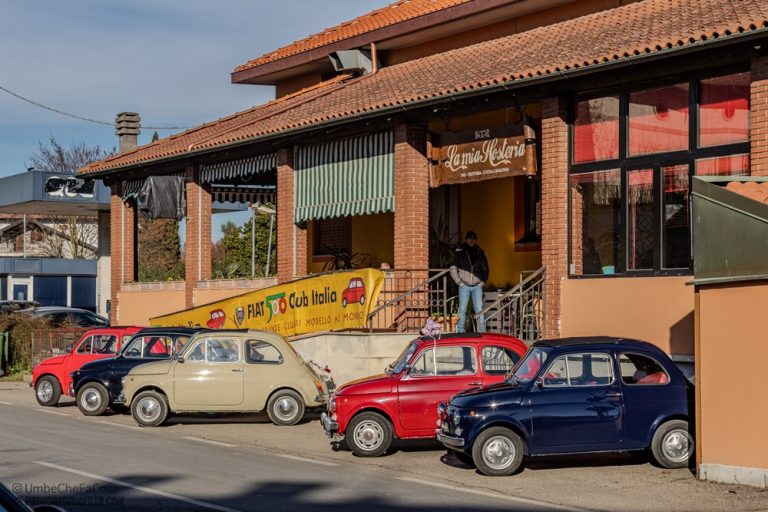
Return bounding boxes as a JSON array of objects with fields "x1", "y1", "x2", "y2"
[
  {"x1": 274, "y1": 453, "x2": 339, "y2": 467},
  {"x1": 396, "y1": 477, "x2": 589, "y2": 511},
  {"x1": 97, "y1": 420, "x2": 142, "y2": 431},
  {"x1": 34, "y1": 461, "x2": 244, "y2": 512},
  {"x1": 182, "y1": 436, "x2": 237, "y2": 448},
  {"x1": 36, "y1": 409, "x2": 70, "y2": 417},
  {"x1": 0, "y1": 400, "x2": 12, "y2": 405}
]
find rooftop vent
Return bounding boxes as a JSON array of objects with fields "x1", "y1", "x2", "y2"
[{"x1": 328, "y1": 48, "x2": 379, "y2": 75}]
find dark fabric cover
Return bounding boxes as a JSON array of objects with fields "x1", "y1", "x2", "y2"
[{"x1": 137, "y1": 176, "x2": 186, "y2": 220}]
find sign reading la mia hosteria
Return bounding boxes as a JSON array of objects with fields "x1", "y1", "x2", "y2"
[{"x1": 431, "y1": 122, "x2": 537, "y2": 187}]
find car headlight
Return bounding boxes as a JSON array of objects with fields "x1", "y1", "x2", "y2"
[{"x1": 452, "y1": 411, "x2": 461, "y2": 425}]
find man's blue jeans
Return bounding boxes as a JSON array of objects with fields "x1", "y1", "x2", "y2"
[{"x1": 456, "y1": 283, "x2": 485, "y2": 333}]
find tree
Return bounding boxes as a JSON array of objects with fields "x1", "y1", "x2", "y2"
[
  {"x1": 137, "y1": 217, "x2": 184, "y2": 281},
  {"x1": 212, "y1": 210, "x2": 276, "y2": 279},
  {"x1": 27, "y1": 137, "x2": 114, "y2": 259}
]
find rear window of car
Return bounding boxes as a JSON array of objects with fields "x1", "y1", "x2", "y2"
[
  {"x1": 482, "y1": 345, "x2": 521, "y2": 375},
  {"x1": 619, "y1": 353, "x2": 670, "y2": 385}
]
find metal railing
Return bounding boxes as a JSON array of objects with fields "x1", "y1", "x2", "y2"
[
  {"x1": 366, "y1": 269, "x2": 455, "y2": 332},
  {"x1": 30, "y1": 328, "x2": 86, "y2": 366},
  {"x1": 475, "y1": 267, "x2": 546, "y2": 344}
]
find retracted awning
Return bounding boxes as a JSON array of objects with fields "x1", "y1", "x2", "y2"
[
  {"x1": 294, "y1": 131, "x2": 393, "y2": 223},
  {"x1": 201, "y1": 153, "x2": 276, "y2": 184}
]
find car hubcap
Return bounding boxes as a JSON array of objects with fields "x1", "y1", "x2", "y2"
[
  {"x1": 482, "y1": 436, "x2": 515, "y2": 470},
  {"x1": 37, "y1": 381, "x2": 53, "y2": 402},
  {"x1": 82, "y1": 389, "x2": 101, "y2": 411},
  {"x1": 273, "y1": 396, "x2": 298, "y2": 422},
  {"x1": 138, "y1": 397, "x2": 161, "y2": 422},
  {"x1": 662, "y1": 429, "x2": 691, "y2": 463},
  {"x1": 353, "y1": 421, "x2": 383, "y2": 451}
]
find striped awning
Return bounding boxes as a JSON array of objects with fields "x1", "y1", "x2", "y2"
[
  {"x1": 201, "y1": 153, "x2": 276, "y2": 184},
  {"x1": 294, "y1": 131, "x2": 393, "y2": 223},
  {"x1": 211, "y1": 186, "x2": 276, "y2": 205}
]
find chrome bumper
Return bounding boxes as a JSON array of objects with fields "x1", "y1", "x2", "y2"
[
  {"x1": 321, "y1": 412, "x2": 339, "y2": 438},
  {"x1": 436, "y1": 431, "x2": 465, "y2": 449}
]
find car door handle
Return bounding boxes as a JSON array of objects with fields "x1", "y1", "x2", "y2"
[
  {"x1": 605, "y1": 392, "x2": 621, "y2": 398},
  {"x1": 231, "y1": 369, "x2": 244, "y2": 373},
  {"x1": 467, "y1": 382, "x2": 482, "y2": 386}
]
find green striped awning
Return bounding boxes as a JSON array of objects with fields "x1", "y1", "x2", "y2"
[
  {"x1": 294, "y1": 131, "x2": 393, "y2": 223},
  {"x1": 201, "y1": 153, "x2": 276, "y2": 184}
]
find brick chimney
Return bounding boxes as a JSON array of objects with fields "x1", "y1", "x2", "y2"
[{"x1": 115, "y1": 112, "x2": 141, "y2": 153}]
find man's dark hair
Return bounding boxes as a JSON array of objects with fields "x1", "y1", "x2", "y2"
[{"x1": 465, "y1": 230, "x2": 477, "y2": 240}]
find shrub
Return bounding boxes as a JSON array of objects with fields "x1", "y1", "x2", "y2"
[{"x1": 0, "y1": 313, "x2": 51, "y2": 374}]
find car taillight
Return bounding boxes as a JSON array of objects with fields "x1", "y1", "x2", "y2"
[{"x1": 314, "y1": 379, "x2": 324, "y2": 395}]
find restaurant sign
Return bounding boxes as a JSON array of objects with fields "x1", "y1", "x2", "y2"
[{"x1": 431, "y1": 122, "x2": 537, "y2": 187}]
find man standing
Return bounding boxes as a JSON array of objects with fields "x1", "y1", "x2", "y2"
[{"x1": 450, "y1": 231, "x2": 489, "y2": 333}]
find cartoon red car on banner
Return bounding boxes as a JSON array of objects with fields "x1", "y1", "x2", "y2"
[
  {"x1": 341, "y1": 278, "x2": 366, "y2": 307},
  {"x1": 207, "y1": 309, "x2": 226, "y2": 329}
]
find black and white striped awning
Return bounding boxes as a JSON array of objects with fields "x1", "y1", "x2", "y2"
[
  {"x1": 201, "y1": 154, "x2": 276, "y2": 184},
  {"x1": 211, "y1": 186, "x2": 276, "y2": 205}
]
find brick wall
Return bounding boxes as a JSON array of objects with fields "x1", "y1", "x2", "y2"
[
  {"x1": 752, "y1": 55, "x2": 768, "y2": 176},
  {"x1": 184, "y1": 166, "x2": 212, "y2": 307},
  {"x1": 276, "y1": 147, "x2": 307, "y2": 283},
  {"x1": 393, "y1": 124, "x2": 429, "y2": 270},
  {"x1": 541, "y1": 97, "x2": 569, "y2": 338},
  {"x1": 109, "y1": 182, "x2": 136, "y2": 324}
]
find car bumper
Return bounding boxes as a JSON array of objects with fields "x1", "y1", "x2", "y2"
[
  {"x1": 436, "y1": 431, "x2": 465, "y2": 449},
  {"x1": 320, "y1": 412, "x2": 339, "y2": 438}
]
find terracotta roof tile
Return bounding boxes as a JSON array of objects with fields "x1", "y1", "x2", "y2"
[
  {"x1": 234, "y1": 0, "x2": 471, "y2": 73},
  {"x1": 81, "y1": 0, "x2": 768, "y2": 175}
]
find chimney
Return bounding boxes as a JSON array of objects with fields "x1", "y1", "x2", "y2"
[{"x1": 115, "y1": 112, "x2": 141, "y2": 153}]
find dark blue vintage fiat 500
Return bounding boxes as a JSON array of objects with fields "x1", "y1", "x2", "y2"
[{"x1": 436, "y1": 337, "x2": 693, "y2": 476}]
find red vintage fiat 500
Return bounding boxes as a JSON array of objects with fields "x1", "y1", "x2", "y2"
[
  {"x1": 31, "y1": 326, "x2": 142, "y2": 406},
  {"x1": 321, "y1": 333, "x2": 527, "y2": 456}
]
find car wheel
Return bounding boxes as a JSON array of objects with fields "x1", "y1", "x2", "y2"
[
  {"x1": 267, "y1": 389, "x2": 305, "y2": 426},
  {"x1": 342, "y1": 298, "x2": 348, "y2": 307},
  {"x1": 347, "y1": 411, "x2": 393, "y2": 457},
  {"x1": 449, "y1": 449, "x2": 475, "y2": 466},
  {"x1": 472, "y1": 427, "x2": 524, "y2": 476},
  {"x1": 651, "y1": 419, "x2": 693, "y2": 469},
  {"x1": 35, "y1": 376, "x2": 61, "y2": 407},
  {"x1": 131, "y1": 390, "x2": 169, "y2": 427},
  {"x1": 359, "y1": 295, "x2": 365, "y2": 305},
  {"x1": 77, "y1": 383, "x2": 109, "y2": 416}
]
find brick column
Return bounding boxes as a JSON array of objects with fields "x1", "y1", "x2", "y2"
[
  {"x1": 394, "y1": 124, "x2": 429, "y2": 270},
  {"x1": 109, "y1": 182, "x2": 136, "y2": 324},
  {"x1": 541, "y1": 97, "x2": 569, "y2": 339},
  {"x1": 751, "y1": 55, "x2": 768, "y2": 176},
  {"x1": 276, "y1": 148, "x2": 307, "y2": 283},
  {"x1": 184, "y1": 166, "x2": 212, "y2": 307}
]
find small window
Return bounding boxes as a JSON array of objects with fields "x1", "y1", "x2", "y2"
[
  {"x1": 246, "y1": 340, "x2": 283, "y2": 364},
  {"x1": 482, "y1": 346, "x2": 521, "y2": 375},
  {"x1": 122, "y1": 337, "x2": 144, "y2": 358},
  {"x1": 76, "y1": 336, "x2": 94, "y2": 354},
  {"x1": 174, "y1": 336, "x2": 191, "y2": 354},
  {"x1": 94, "y1": 335, "x2": 118, "y2": 354},
  {"x1": 543, "y1": 353, "x2": 613, "y2": 387},
  {"x1": 206, "y1": 339, "x2": 240, "y2": 363},
  {"x1": 629, "y1": 84, "x2": 689, "y2": 156},
  {"x1": 410, "y1": 346, "x2": 476, "y2": 376},
  {"x1": 185, "y1": 341, "x2": 205, "y2": 362},
  {"x1": 144, "y1": 337, "x2": 172, "y2": 359},
  {"x1": 695, "y1": 154, "x2": 750, "y2": 176},
  {"x1": 699, "y1": 72, "x2": 750, "y2": 148},
  {"x1": 573, "y1": 96, "x2": 620, "y2": 164},
  {"x1": 619, "y1": 353, "x2": 669, "y2": 385}
]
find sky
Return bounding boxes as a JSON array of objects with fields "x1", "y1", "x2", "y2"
[{"x1": 0, "y1": 0, "x2": 387, "y2": 237}]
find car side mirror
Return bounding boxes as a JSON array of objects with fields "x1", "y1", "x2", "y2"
[
  {"x1": 176, "y1": 354, "x2": 185, "y2": 363},
  {"x1": 535, "y1": 377, "x2": 544, "y2": 389}
]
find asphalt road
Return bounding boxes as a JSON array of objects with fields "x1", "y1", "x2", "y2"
[{"x1": 1, "y1": 383, "x2": 766, "y2": 512}]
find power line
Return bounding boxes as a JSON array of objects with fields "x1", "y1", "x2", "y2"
[{"x1": 0, "y1": 84, "x2": 190, "y2": 130}]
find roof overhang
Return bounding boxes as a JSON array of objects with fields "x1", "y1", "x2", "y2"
[{"x1": 0, "y1": 171, "x2": 110, "y2": 216}]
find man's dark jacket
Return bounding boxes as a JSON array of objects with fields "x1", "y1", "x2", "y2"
[{"x1": 450, "y1": 243, "x2": 489, "y2": 286}]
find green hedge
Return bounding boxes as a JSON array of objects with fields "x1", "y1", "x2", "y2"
[{"x1": 0, "y1": 314, "x2": 50, "y2": 374}]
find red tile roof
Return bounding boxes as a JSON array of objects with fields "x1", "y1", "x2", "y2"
[
  {"x1": 81, "y1": 0, "x2": 768, "y2": 175},
  {"x1": 233, "y1": 0, "x2": 472, "y2": 74}
]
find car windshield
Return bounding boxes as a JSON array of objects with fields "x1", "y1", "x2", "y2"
[
  {"x1": 507, "y1": 347, "x2": 552, "y2": 384},
  {"x1": 388, "y1": 342, "x2": 418, "y2": 374}
]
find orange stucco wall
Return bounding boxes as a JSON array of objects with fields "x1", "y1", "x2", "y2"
[
  {"x1": 560, "y1": 276, "x2": 694, "y2": 355},
  {"x1": 117, "y1": 288, "x2": 186, "y2": 326},
  {"x1": 697, "y1": 281, "x2": 768, "y2": 470}
]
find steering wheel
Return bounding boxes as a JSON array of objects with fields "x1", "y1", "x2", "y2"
[{"x1": 125, "y1": 348, "x2": 141, "y2": 357}]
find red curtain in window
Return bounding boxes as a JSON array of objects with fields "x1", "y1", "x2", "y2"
[
  {"x1": 629, "y1": 84, "x2": 689, "y2": 156},
  {"x1": 699, "y1": 73, "x2": 750, "y2": 148},
  {"x1": 573, "y1": 97, "x2": 619, "y2": 164},
  {"x1": 695, "y1": 154, "x2": 750, "y2": 176}
]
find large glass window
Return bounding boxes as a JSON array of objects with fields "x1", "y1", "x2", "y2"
[
  {"x1": 570, "y1": 71, "x2": 750, "y2": 277},
  {"x1": 34, "y1": 276, "x2": 67, "y2": 307}
]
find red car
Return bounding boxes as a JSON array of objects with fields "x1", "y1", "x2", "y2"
[
  {"x1": 341, "y1": 278, "x2": 366, "y2": 307},
  {"x1": 321, "y1": 332, "x2": 527, "y2": 456},
  {"x1": 32, "y1": 326, "x2": 142, "y2": 407}
]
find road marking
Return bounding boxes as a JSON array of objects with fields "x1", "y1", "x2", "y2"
[
  {"x1": 97, "y1": 421, "x2": 142, "y2": 431},
  {"x1": 396, "y1": 477, "x2": 589, "y2": 511},
  {"x1": 274, "y1": 453, "x2": 339, "y2": 467},
  {"x1": 0, "y1": 400, "x2": 12, "y2": 405},
  {"x1": 36, "y1": 409, "x2": 70, "y2": 417},
  {"x1": 182, "y1": 436, "x2": 237, "y2": 448},
  {"x1": 34, "y1": 461, "x2": 244, "y2": 512}
]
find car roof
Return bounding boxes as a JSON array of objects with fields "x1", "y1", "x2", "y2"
[
  {"x1": 415, "y1": 332, "x2": 525, "y2": 345},
  {"x1": 533, "y1": 336, "x2": 660, "y2": 351},
  {"x1": 133, "y1": 327, "x2": 201, "y2": 336},
  {"x1": 21, "y1": 306, "x2": 98, "y2": 314}
]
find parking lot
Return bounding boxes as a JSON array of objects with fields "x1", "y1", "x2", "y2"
[{"x1": 1, "y1": 382, "x2": 766, "y2": 512}]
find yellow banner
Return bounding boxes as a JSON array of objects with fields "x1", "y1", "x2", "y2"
[{"x1": 150, "y1": 269, "x2": 385, "y2": 337}]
